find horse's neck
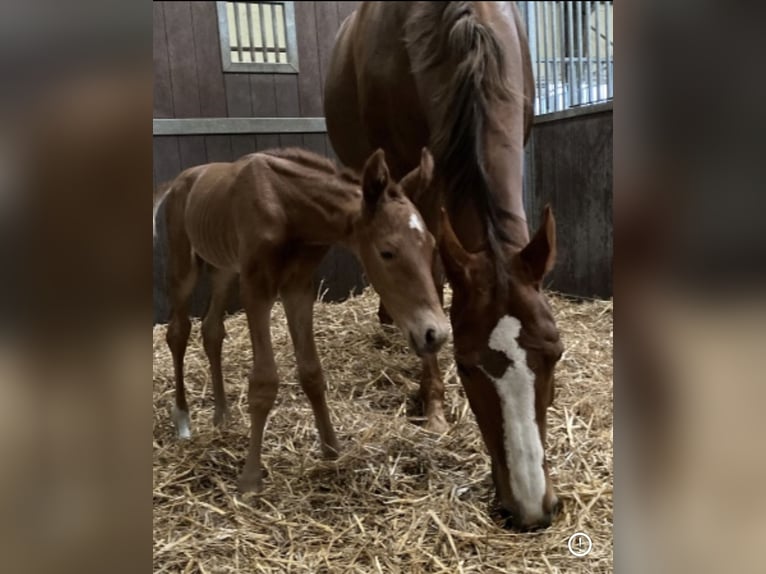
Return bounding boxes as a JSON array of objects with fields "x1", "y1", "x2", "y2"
[{"x1": 484, "y1": 126, "x2": 530, "y2": 248}]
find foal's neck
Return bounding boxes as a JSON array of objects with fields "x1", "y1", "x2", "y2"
[{"x1": 261, "y1": 152, "x2": 364, "y2": 249}]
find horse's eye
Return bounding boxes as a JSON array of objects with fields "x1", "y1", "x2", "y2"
[{"x1": 380, "y1": 251, "x2": 394, "y2": 260}]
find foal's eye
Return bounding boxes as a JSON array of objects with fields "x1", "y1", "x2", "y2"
[{"x1": 380, "y1": 251, "x2": 395, "y2": 260}]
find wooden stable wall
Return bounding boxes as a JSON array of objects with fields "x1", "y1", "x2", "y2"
[{"x1": 526, "y1": 104, "x2": 613, "y2": 300}]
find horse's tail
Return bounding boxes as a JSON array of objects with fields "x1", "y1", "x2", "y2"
[{"x1": 153, "y1": 181, "x2": 172, "y2": 243}]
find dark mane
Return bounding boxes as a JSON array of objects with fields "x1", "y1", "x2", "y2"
[
  {"x1": 261, "y1": 147, "x2": 361, "y2": 185},
  {"x1": 404, "y1": 2, "x2": 524, "y2": 286}
]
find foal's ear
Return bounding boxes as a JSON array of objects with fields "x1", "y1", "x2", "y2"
[
  {"x1": 362, "y1": 148, "x2": 390, "y2": 209},
  {"x1": 519, "y1": 204, "x2": 556, "y2": 285},
  {"x1": 400, "y1": 147, "x2": 435, "y2": 205}
]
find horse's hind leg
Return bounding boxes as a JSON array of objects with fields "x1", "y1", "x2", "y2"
[
  {"x1": 201, "y1": 266, "x2": 236, "y2": 427},
  {"x1": 282, "y1": 266, "x2": 340, "y2": 458},
  {"x1": 166, "y1": 252, "x2": 200, "y2": 440}
]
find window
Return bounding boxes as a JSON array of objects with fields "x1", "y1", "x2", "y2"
[{"x1": 216, "y1": 2, "x2": 299, "y2": 73}]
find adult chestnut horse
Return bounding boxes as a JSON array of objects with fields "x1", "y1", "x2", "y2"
[
  {"x1": 155, "y1": 147, "x2": 449, "y2": 493},
  {"x1": 324, "y1": 2, "x2": 564, "y2": 529}
]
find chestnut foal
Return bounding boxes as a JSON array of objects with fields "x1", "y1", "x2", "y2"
[{"x1": 155, "y1": 147, "x2": 449, "y2": 493}]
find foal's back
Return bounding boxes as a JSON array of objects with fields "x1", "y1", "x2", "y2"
[{"x1": 167, "y1": 153, "x2": 287, "y2": 272}]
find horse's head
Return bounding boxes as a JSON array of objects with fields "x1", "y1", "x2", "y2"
[
  {"x1": 355, "y1": 148, "x2": 450, "y2": 357},
  {"x1": 438, "y1": 206, "x2": 564, "y2": 530}
]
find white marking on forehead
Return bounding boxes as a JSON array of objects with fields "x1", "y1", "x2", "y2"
[
  {"x1": 485, "y1": 315, "x2": 546, "y2": 523},
  {"x1": 408, "y1": 212, "x2": 425, "y2": 235}
]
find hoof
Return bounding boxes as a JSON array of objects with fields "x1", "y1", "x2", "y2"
[
  {"x1": 172, "y1": 405, "x2": 192, "y2": 439},
  {"x1": 321, "y1": 442, "x2": 341, "y2": 460},
  {"x1": 213, "y1": 406, "x2": 230, "y2": 428},
  {"x1": 237, "y1": 469, "x2": 265, "y2": 494},
  {"x1": 423, "y1": 415, "x2": 449, "y2": 434}
]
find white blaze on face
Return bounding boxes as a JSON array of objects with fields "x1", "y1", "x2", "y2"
[
  {"x1": 485, "y1": 315, "x2": 546, "y2": 523},
  {"x1": 408, "y1": 211, "x2": 425, "y2": 236}
]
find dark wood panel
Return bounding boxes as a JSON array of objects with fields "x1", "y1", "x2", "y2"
[
  {"x1": 257, "y1": 134, "x2": 281, "y2": 150},
  {"x1": 153, "y1": 137, "x2": 181, "y2": 184},
  {"x1": 303, "y1": 133, "x2": 327, "y2": 157},
  {"x1": 205, "y1": 135, "x2": 233, "y2": 162},
  {"x1": 250, "y1": 74, "x2": 278, "y2": 150},
  {"x1": 191, "y1": 1, "x2": 227, "y2": 116},
  {"x1": 295, "y1": 2, "x2": 323, "y2": 116},
  {"x1": 250, "y1": 75, "x2": 276, "y2": 116},
  {"x1": 226, "y1": 74, "x2": 252, "y2": 116},
  {"x1": 531, "y1": 111, "x2": 613, "y2": 298},
  {"x1": 230, "y1": 135, "x2": 257, "y2": 160},
  {"x1": 165, "y1": 2, "x2": 201, "y2": 118},
  {"x1": 178, "y1": 136, "x2": 207, "y2": 171},
  {"x1": 153, "y1": 3, "x2": 174, "y2": 118},
  {"x1": 274, "y1": 74, "x2": 301, "y2": 147}
]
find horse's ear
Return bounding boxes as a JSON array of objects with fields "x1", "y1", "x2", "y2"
[
  {"x1": 400, "y1": 148, "x2": 434, "y2": 205},
  {"x1": 519, "y1": 204, "x2": 556, "y2": 284},
  {"x1": 362, "y1": 148, "x2": 390, "y2": 209},
  {"x1": 438, "y1": 208, "x2": 474, "y2": 290}
]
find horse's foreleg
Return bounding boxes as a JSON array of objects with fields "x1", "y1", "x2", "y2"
[
  {"x1": 238, "y1": 270, "x2": 278, "y2": 494},
  {"x1": 282, "y1": 274, "x2": 341, "y2": 459},
  {"x1": 201, "y1": 267, "x2": 236, "y2": 428}
]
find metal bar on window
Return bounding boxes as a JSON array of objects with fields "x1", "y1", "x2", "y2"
[
  {"x1": 233, "y1": 2, "x2": 243, "y2": 63},
  {"x1": 245, "y1": 3, "x2": 255, "y2": 63},
  {"x1": 270, "y1": 2, "x2": 281, "y2": 64},
  {"x1": 542, "y1": 2, "x2": 550, "y2": 113},
  {"x1": 605, "y1": 1, "x2": 612, "y2": 99},
  {"x1": 595, "y1": 1, "x2": 601, "y2": 102},
  {"x1": 567, "y1": 2, "x2": 577, "y2": 106},
  {"x1": 576, "y1": 1, "x2": 584, "y2": 105},
  {"x1": 585, "y1": 1, "x2": 592, "y2": 103},
  {"x1": 258, "y1": 3, "x2": 269, "y2": 63},
  {"x1": 534, "y1": 3, "x2": 543, "y2": 114},
  {"x1": 551, "y1": 2, "x2": 563, "y2": 112}
]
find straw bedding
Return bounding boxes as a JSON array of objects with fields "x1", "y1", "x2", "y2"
[{"x1": 153, "y1": 286, "x2": 613, "y2": 573}]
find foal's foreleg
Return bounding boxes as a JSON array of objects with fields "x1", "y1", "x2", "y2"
[
  {"x1": 237, "y1": 270, "x2": 279, "y2": 494},
  {"x1": 420, "y1": 353, "x2": 448, "y2": 433},
  {"x1": 282, "y1": 278, "x2": 340, "y2": 459},
  {"x1": 201, "y1": 267, "x2": 236, "y2": 427}
]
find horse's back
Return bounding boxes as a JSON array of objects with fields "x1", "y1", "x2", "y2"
[{"x1": 324, "y1": 2, "x2": 534, "y2": 174}]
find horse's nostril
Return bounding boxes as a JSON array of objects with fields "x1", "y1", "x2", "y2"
[{"x1": 425, "y1": 328, "x2": 436, "y2": 345}]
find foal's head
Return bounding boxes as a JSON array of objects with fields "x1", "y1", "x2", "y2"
[
  {"x1": 438, "y1": 207, "x2": 564, "y2": 530},
  {"x1": 356, "y1": 148, "x2": 449, "y2": 356}
]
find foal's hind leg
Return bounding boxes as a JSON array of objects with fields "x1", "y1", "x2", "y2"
[
  {"x1": 166, "y1": 256, "x2": 200, "y2": 439},
  {"x1": 282, "y1": 271, "x2": 341, "y2": 459},
  {"x1": 201, "y1": 266, "x2": 236, "y2": 428}
]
